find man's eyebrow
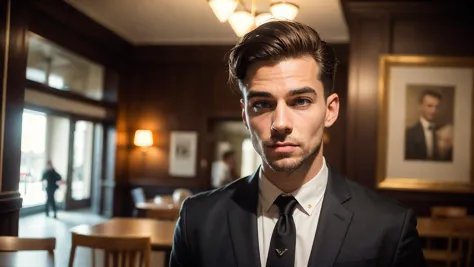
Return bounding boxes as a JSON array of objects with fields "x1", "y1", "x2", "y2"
[
  {"x1": 245, "y1": 87, "x2": 317, "y2": 99},
  {"x1": 288, "y1": 87, "x2": 317, "y2": 96},
  {"x1": 246, "y1": 91, "x2": 272, "y2": 99}
]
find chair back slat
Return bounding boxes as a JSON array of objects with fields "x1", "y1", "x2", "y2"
[{"x1": 69, "y1": 233, "x2": 150, "y2": 267}]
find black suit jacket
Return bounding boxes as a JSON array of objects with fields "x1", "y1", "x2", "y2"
[
  {"x1": 405, "y1": 122, "x2": 429, "y2": 160},
  {"x1": 170, "y1": 166, "x2": 426, "y2": 267}
]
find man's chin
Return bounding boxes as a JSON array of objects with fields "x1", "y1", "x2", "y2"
[{"x1": 266, "y1": 157, "x2": 303, "y2": 173}]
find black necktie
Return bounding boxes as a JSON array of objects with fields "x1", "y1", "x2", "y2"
[{"x1": 266, "y1": 195, "x2": 298, "y2": 267}]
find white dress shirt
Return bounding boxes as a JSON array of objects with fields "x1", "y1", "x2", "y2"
[
  {"x1": 257, "y1": 158, "x2": 328, "y2": 267},
  {"x1": 419, "y1": 117, "x2": 435, "y2": 158}
]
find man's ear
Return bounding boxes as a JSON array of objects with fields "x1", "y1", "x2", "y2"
[
  {"x1": 324, "y1": 93, "x2": 339, "y2": 128},
  {"x1": 241, "y1": 99, "x2": 249, "y2": 130}
]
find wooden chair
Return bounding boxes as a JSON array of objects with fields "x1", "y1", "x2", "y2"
[
  {"x1": 453, "y1": 221, "x2": 474, "y2": 267},
  {"x1": 418, "y1": 219, "x2": 463, "y2": 267},
  {"x1": 431, "y1": 206, "x2": 468, "y2": 218},
  {"x1": 131, "y1": 188, "x2": 146, "y2": 217},
  {"x1": 68, "y1": 232, "x2": 151, "y2": 267},
  {"x1": 0, "y1": 236, "x2": 56, "y2": 252}
]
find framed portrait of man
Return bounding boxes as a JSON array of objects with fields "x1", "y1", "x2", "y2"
[{"x1": 376, "y1": 55, "x2": 474, "y2": 193}]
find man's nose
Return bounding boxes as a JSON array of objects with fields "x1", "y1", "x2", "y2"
[{"x1": 271, "y1": 102, "x2": 293, "y2": 135}]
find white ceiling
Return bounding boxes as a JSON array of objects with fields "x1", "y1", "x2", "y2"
[{"x1": 65, "y1": 0, "x2": 349, "y2": 45}]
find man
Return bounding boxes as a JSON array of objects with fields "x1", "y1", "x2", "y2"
[
  {"x1": 170, "y1": 21, "x2": 425, "y2": 267},
  {"x1": 405, "y1": 90, "x2": 445, "y2": 160},
  {"x1": 211, "y1": 150, "x2": 237, "y2": 188},
  {"x1": 42, "y1": 160, "x2": 61, "y2": 218}
]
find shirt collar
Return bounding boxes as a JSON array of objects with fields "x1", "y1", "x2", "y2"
[
  {"x1": 420, "y1": 116, "x2": 433, "y2": 130},
  {"x1": 258, "y1": 157, "x2": 328, "y2": 216}
]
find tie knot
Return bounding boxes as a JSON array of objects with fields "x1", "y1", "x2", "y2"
[{"x1": 274, "y1": 195, "x2": 298, "y2": 216}]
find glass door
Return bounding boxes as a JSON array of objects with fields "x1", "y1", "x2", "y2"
[{"x1": 65, "y1": 120, "x2": 95, "y2": 209}]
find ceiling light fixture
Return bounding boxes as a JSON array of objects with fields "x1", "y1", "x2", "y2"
[
  {"x1": 207, "y1": 0, "x2": 299, "y2": 37},
  {"x1": 269, "y1": 1, "x2": 299, "y2": 20},
  {"x1": 255, "y1": 12, "x2": 275, "y2": 27},
  {"x1": 208, "y1": 0, "x2": 239, "y2": 22},
  {"x1": 228, "y1": 10, "x2": 255, "y2": 37}
]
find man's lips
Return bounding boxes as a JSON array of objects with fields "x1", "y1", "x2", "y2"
[
  {"x1": 267, "y1": 142, "x2": 298, "y2": 152},
  {"x1": 268, "y1": 142, "x2": 298, "y2": 147}
]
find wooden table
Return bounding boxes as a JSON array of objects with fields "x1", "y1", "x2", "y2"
[
  {"x1": 0, "y1": 251, "x2": 54, "y2": 267},
  {"x1": 70, "y1": 218, "x2": 176, "y2": 251},
  {"x1": 417, "y1": 216, "x2": 474, "y2": 237},
  {"x1": 136, "y1": 197, "x2": 181, "y2": 220}
]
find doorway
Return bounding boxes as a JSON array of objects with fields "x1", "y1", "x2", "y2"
[{"x1": 19, "y1": 109, "x2": 104, "y2": 214}]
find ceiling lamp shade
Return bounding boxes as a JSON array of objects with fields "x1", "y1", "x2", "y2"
[
  {"x1": 208, "y1": 0, "x2": 239, "y2": 23},
  {"x1": 270, "y1": 1, "x2": 299, "y2": 20},
  {"x1": 255, "y1": 12, "x2": 275, "y2": 27},
  {"x1": 228, "y1": 11, "x2": 255, "y2": 37}
]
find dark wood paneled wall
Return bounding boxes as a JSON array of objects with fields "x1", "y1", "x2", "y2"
[
  {"x1": 114, "y1": 44, "x2": 349, "y2": 216},
  {"x1": 0, "y1": 0, "x2": 130, "y2": 234},
  {"x1": 342, "y1": 1, "x2": 474, "y2": 216},
  {"x1": 0, "y1": 0, "x2": 29, "y2": 236}
]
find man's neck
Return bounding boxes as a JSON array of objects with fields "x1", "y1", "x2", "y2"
[{"x1": 261, "y1": 154, "x2": 325, "y2": 193}]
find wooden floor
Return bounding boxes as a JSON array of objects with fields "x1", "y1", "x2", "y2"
[{"x1": 19, "y1": 210, "x2": 166, "y2": 267}]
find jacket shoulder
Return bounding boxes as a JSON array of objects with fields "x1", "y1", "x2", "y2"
[
  {"x1": 344, "y1": 177, "x2": 411, "y2": 217},
  {"x1": 183, "y1": 176, "x2": 249, "y2": 209}
]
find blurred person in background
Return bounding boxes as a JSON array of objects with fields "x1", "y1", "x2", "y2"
[
  {"x1": 211, "y1": 150, "x2": 238, "y2": 188},
  {"x1": 42, "y1": 160, "x2": 62, "y2": 218}
]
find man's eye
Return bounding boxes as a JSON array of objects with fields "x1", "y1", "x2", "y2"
[
  {"x1": 293, "y1": 98, "x2": 312, "y2": 106},
  {"x1": 252, "y1": 101, "x2": 271, "y2": 110}
]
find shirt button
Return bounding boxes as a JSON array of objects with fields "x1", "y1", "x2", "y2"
[{"x1": 308, "y1": 204, "x2": 312, "y2": 209}]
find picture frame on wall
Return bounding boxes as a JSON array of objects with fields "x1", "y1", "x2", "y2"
[
  {"x1": 376, "y1": 55, "x2": 474, "y2": 193},
  {"x1": 169, "y1": 131, "x2": 198, "y2": 177}
]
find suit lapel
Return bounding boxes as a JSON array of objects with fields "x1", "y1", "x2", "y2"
[
  {"x1": 307, "y1": 166, "x2": 354, "y2": 267},
  {"x1": 228, "y1": 170, "x2": 261, "y2": 267}
]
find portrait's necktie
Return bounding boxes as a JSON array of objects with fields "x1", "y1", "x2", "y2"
[{"x1": 266, "y1": 195, "x2": 298, "y2": 267}]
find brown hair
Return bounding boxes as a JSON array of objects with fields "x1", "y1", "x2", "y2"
[
  {"x1": 419, "y1": 89, "x2": 443, "y2": 104},
  {"x1": 228, "y1": 20, "x2": 339, "y2": 98}
]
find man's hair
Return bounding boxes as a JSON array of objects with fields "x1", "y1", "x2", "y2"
[
  {"x1": 222, "y1": 150, "x2": 235, "y2": 161},
  {"x1": 228, "y1": 20, "x2": 339, "y2": 98},
  {"x1": 419, "y1": 89, "x2": 443, "y2": 104}
]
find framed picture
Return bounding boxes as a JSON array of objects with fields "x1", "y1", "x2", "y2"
[
  {"x1": 376, "y1": 55, "x2": 474, "y2": 193},
  {"x1": 169, "y1": 131, "x2": 198, "y2": 177}
]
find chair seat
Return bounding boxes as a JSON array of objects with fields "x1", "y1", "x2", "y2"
[{"x1": 423, "y1": 249, "x2": 461, "y2": 261}]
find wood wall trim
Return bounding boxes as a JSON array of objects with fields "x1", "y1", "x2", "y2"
[
  {"x1": 25, "y1": 80, "x2": 117, "y2": 109},
  {"x1": 0, "y1": 0, "x2": 11, "y2": 192},
  {"x1": 30, "y1": 0, "x2": 131, "y2": 61},
  {"x1": 28, "y1": 0, "x2": 132, "y2": 72},
  {"x1": 343, "y1": 1, "x2": 472, "y2": 16},
  {"x1": 0, "y1": 191, "x2": 21, "y2": 236},
  {"x1": 0, "y1": 191, "x2": 22, "y2": 213}
]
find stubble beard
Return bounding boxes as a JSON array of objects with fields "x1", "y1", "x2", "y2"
[{"x1": 255, "y1": 136, "x2": 323, "y2": 173}]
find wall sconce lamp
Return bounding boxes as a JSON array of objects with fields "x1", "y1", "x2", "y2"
[{"x1": 134, "y1": 130, "x2": 153, "y2": 151}]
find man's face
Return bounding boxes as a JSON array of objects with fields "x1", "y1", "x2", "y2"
[
  {"x1": 420, "y1": 95, "x2": 441, "y2": 122},
  {"x1": 241, "y1": 56, "x2": 339, "y2": 172}
]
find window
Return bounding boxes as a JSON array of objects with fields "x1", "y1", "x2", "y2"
[
  {"x1": 26, "y1": 34, "x2": 104, "y2": 100},
  {"x1": 20, "y1": 110, "x2": 47, "y2": 207},
  {"x1": 71, "y1": 121, "x2": 94, "y2": 200}
]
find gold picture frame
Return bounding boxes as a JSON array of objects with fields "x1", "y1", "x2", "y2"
[{"x1": 376, "y1": 55, "x2": 474, "y2": 193}]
